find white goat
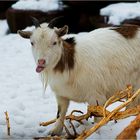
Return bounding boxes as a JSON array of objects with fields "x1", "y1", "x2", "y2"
[{"x1": 18, "y1": 17, "x2": 140, "y2": 136}]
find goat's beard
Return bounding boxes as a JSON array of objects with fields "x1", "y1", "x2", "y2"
[{"x1": 40, "y1": 69, "x2": 48, "y2": 94}]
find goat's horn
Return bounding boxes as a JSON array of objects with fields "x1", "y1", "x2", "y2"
[
  {"x1": 48, "y1": 16, "x2": 64, "y2": 29},
  {"x1": 31, "y1": 16, "x2": 40, "y2": 28}
]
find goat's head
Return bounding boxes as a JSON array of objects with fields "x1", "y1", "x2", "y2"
[{"x1": 18, "y1": 17, "x2": 68, "y2": 73}]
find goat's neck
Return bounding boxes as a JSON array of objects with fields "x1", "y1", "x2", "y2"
[{"x1": 53, "y1": 39, "x2": 75, "y2": 73}]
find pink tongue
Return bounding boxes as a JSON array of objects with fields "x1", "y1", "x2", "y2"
[{"x1": 36, "y1": 66, "x2": 45, "y2": 73}]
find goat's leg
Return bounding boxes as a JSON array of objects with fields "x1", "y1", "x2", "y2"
[{"x1": 49, "y1": 96, "x2": 69, "y2": 136}]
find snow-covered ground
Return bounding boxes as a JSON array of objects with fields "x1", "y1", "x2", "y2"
[
  {"x1": 0, "y1": 20, "x2": 139, "y2": 139},
  {"x1": 100, "y1": 2, "x2": 140, "y2": 25},
  {"x1": 12, "y1": 0, "x2": 59, "y2": 12}
]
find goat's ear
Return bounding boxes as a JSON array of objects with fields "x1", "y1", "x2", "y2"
[
  {"x1": 17, "y1": 30, "x2": 32, "y2": 39},
  {"x1": 55, "y1": 25, "x2": 68, "y2": 37}
]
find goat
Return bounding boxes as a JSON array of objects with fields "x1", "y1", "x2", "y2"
[{"x1": 18, "y1": 18, "x2": 140, "y2": 136}]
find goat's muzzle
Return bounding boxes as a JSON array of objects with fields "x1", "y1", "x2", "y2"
[{"x1": 36, "y1": 59, "x2": 46, "y2": 73}]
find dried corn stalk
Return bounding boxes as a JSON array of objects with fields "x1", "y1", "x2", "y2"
[
  {"x1": 116, "y1": 114, "x2": 140, "y2": 140},
  {"x1": 39, "y1": 86, "x2": 140, "y2": 139},
  {"x1": 103, "y1": 85, "x2": 133, "y2": 117},
  {"x1": 34, "y1": 135, "x2": 61, "y2": 140},
  {"x1": 76, "y1": 88, "x2": 140, "y2": 139},
  {"x1": 5, "y1": 111, "x2": 10, "y2": 136}
]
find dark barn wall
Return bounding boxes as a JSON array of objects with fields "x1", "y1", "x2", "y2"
[
  {"x1": 0, "y1": 1, "x2": 17, "y2": 19},
  {"x1": 1, "y1": 1, "x2": 140, "y2": 33},
  {"x1": 5, "y1": 1, "x2": 117, "y2": 33}
]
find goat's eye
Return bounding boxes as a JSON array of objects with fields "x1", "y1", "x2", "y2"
[{"x1": 53, "y1": 41, "x2": 57, "y2": 45}]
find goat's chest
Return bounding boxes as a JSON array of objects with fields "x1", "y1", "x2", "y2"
[
  {"x1": 48, "y1": 73, "x2": 81, "y2": 101},
  {"x1": 49, "y1": 72, "x2": 85, "y2": 102}
]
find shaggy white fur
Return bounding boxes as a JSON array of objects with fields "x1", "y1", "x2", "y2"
[{"x1": 18, "y1": 24, "x2": 140, "y2": 136}]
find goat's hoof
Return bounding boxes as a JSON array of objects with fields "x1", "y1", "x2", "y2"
[{"x1": 48, "y1": 128, "x2": 62, "y2": 136}]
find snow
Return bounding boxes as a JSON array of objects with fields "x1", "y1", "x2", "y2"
[
  {"x1": 12, "y1": 0, "x2": 59, "y2": 12},
  {"x1": 100, "y1": 2, "x2": 140, "y2": 25},
  {"x1": 0, "y1": 19, "x2": 140, "y2": 139},
  {"x1": 0, "y1": 20, "x2": 9, "y2": 36}
]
